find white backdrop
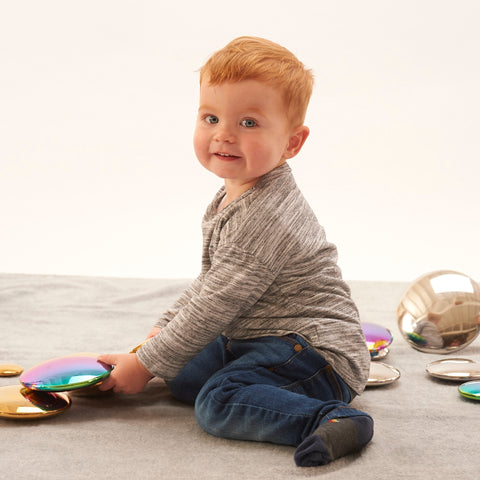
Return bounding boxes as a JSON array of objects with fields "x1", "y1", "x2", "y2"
[{"x1": 1, "y1": 1, "x2": 479, "y2": 282}]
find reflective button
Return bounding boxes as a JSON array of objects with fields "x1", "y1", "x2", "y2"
[{"x1": 294, "y1": 344, "x2": 302, "y2": 352}]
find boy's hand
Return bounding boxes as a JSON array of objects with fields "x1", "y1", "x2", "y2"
[{"x1": 97, "y1": 353, "x2": 153, "y2": 394}]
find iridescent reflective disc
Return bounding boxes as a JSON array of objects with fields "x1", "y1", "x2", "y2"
[
  {"x1": 0, "y1": 364, "x2": 23, "y2": 377},
  {"x1": 20, "y1": 354, "x2": 112, "y2": 392},
  {"x1": 426, "y1": 358, "x2": 480, "y2": 381},
  {"x1": 0, "y1": 385, "x2": 71, "y2": 419},
  {"x1": 367, "y1": 362, "x2": 401, "y2": 387},
  {"x1": 362, "y1": 322, "x2": 393, "y2": 359},
  {"x1": 458, "y1": 381, "x2": 480, "y2": 400},
  {"x1": 69, "y1": 383, "x2": 114, "y2": 397}
]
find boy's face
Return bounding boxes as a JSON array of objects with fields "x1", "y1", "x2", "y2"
[{"x1": 194, "y1": 79, "x2": 307, "y2": 194}]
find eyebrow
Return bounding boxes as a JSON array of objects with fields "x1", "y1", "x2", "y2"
[
  {"x1": 197, "y1": 104, "x2": 214, "y2": 112},
  {"x1": 198, "y1": 104, "x2": 267, "y2": 117}
]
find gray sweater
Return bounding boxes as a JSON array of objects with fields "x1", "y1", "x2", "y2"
[{"x1": 138, "y1": 163, "x2": 370, "y2": 394}]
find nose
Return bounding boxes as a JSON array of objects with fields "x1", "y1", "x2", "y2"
[{"x1": 213, "y1": 125, "x2": 236, "y2": 143}]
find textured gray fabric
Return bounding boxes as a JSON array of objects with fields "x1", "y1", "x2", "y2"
[
  {"x1": 138, "y1": 163, "x2": 370, "y2": 394},
  {"x1": 2, "y1": 274, "x2": 479, "y2": 479}
]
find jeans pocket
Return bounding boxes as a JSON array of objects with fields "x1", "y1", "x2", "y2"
[
  {"x1": 282, "y1": 363, "x2": 346, "y2": 401},
  {"x1": 277, "y1": 333, "x2": 309, "y2": 352}
]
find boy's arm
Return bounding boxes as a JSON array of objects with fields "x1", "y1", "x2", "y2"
[
  {"x1": 154, "y1": 276, "x2": 203, "y2": 329},
  {"x1": 97, "y1": 278, "x2": 205, "y2": 394},
  {"x1": 137, "y1": 244, "x2": 277, "y2": 381}
]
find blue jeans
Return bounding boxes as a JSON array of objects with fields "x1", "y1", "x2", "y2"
[{"x1": 167, "y1": 334, "x2": 369, "y2": 447}]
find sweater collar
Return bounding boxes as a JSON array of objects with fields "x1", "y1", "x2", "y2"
[{"x1": 206, "y1": 162, "x2": 293, "y2": 218}]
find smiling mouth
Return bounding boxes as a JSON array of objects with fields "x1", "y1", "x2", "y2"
[{"x1": 214, "y1": 152, "x2": 240, "y2": 160}]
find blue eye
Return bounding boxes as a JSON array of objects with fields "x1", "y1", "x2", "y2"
[
  {"x1": 205, "y1": 115, "x2": 219, "y2": 124},
  {"x1": 241, "y1": 119, "x2": 257, "y2": 128}
]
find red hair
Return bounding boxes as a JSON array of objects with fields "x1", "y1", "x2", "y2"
[{"x1": 199, "y1": 36, "x2": 314, "y2": 127}]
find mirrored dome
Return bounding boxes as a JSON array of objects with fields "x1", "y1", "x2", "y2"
[{"x1": 397, "y1": 270, "x2": 480, "y2": 353}]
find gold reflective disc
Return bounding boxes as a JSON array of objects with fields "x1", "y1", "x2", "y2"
[
  {"x1": 367, "y1": 362, "x2": 401, "y2": 387},
  {"x1": 130, "y1": 340, "x2": 149, "y2": 353},
  {"x1": 0, "y1": 385, "x2": 71, "y2": 420},
  {"x1": 0, "y1": 364, "x2": 24, "y2": 377}
]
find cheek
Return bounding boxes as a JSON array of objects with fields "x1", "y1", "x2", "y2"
[
  {"x1": 242, "y1": 136, "x2": 265, "y2": 155},
  {"x1": 245, "y1": 137, "x2": 280, "y2": 160},
  {"x1": 193, "y1": 128, "x2": 207, "y2": 159}
]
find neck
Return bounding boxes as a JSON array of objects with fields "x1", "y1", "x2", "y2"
[{"x1": 217, "y1": 179, "x2": 256, "y2": 212}]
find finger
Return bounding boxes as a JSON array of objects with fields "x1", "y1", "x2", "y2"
[
  {"x1": 98, "y1": 373, "x2": 115, "y2": 391},
  {"x1": 98, "y1": 354, "x2": 117, "y2": 366},
  {"x1": 97, "y1": 355, "x2": 116, "y2": 391}
]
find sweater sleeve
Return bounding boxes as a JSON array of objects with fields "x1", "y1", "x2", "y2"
[
  {"x1": 154, "y1": 276, "x2": 202, "y2": 328},
  {"x1": 137, "y1": 245, "x2": 277, "y2": 380}
]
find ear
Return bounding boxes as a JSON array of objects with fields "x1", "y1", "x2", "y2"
[{"x1": 283, "y1": 126, "x2": 310, "y2": 159}]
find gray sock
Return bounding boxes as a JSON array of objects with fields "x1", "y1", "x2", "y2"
[{"x1": 294, "y1": 415, "x2": 374, "y2": 467}]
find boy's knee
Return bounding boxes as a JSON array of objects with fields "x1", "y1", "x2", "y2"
[
  {"x1": 194, "y1": 383, "x2": 238, "y2": 438},
  {"x1": 195, "y1": 386, "x2": 220, "y2": 434}
]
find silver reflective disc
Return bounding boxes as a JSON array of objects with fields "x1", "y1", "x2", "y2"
[
  {"x1": 367, "y1": 362, "x2": 401, "y2": 387},
  {"x1": 372, "y1": 347, "x2": 390, "y2": 361},
  {"x1": 426, "y1": 358, "x2": 480, "y2": 381}
]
